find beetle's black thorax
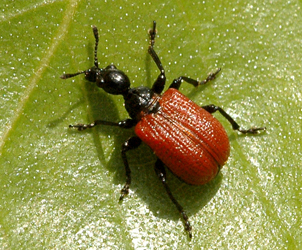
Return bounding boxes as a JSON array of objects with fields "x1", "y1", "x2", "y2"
[{"x1": 124, "y1": 86, "x2": 161, "y2": 121}]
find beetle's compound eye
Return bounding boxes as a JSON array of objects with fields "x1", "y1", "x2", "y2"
[
  {"x1": 105, "y1": 64, "x2": 117, "y2": 70},
  {"x1": 84, "y1": 66, "x2": 98, "y2": 82}
]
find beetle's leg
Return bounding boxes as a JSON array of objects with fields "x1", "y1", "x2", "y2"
[
  {"x1": 154, "y1": 158, "x2": 192, "y2": 238},
  {"x1": 169, "y1": 68, "x2": 221, "y2": 90},
  {"x1": 70, "y1": 119, "x2": 140, "y2": 200},
  {"x1": 120, "y1": 136, "x2": 142, "y2": 201},
  {"x1": 69, "y1": 118, "x2": 136, "y2": 131},
  {"x1": 202, "y1": 104, "x2": 266, "y2": 134},
  {"x1": 148, "y1": 21, "x2": 167, "y2": 95}
]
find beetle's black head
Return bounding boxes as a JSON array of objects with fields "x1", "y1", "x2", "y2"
[
  {"x1": 60, "y1": 26, "x2": 131, "y2": 96},
  {"x1": 61, "y1": 64, "x2": 130, "y2": 95},
  {"x1": 95, "y1": 65, "x2": 130, "y2": 95}
]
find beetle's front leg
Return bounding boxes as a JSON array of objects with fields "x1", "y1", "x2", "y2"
[{"x1": 148, "y1": 21, "x2": 167, "y2": 95}]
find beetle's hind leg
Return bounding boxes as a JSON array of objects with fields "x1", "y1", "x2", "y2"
[{"x1": 154, "y1": 158, "x2": 192, "y2": 238}]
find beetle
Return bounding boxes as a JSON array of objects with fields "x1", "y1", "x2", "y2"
[{"x1": 60, "y1": 21, "x2": 265, "y2": 238}]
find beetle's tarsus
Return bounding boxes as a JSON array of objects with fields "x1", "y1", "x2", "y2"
[
  {"x1": 200, "y1": 68, "x2": 221, "y2": 85},
  {"x1": 119, "y1": 186, "x2": 129, "y2": 201},
  {"x1": 182, "y1": 212, "x2": 192, "y2": 238},
  {"x1": 239, "y1": 127, "x2": 266, "y2": 134},
  {"x1": 69, "y1": 123, "x2": 95, "y2": 131}
]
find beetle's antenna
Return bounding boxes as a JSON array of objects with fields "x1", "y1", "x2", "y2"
[
  {"x1": 60, "y1": 71, "x2": 85, "y2": 79},
  {"x1": 149, "y1": 20, "x2": 156, "y2": 48},
  {"x1": 60, "y1": 26, "x2": 100, "y2": 80},
  {"x1": 92, "y1": 25, "x2": 99, "y2": 68}
]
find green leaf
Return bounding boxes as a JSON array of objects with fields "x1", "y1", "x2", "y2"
[{"x1": 1, "y1": 0, "x2": 301, "y2": 249}]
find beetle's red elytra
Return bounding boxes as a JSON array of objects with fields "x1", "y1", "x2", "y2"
[
  {"x1": 61, "y1": 21, "x2": 265, "y2": 238},
  {"x1": 135, "y1": 88, "x2": 230, "y2": 185}
]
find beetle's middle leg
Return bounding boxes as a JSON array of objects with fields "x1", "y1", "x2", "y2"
[{"x1": 169, "y1": 68, "x2": 221, "y2": 90}]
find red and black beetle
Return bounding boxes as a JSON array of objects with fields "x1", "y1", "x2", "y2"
[{"x1": 61, "y1": 21, "x2": 265, "y2": 238}]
